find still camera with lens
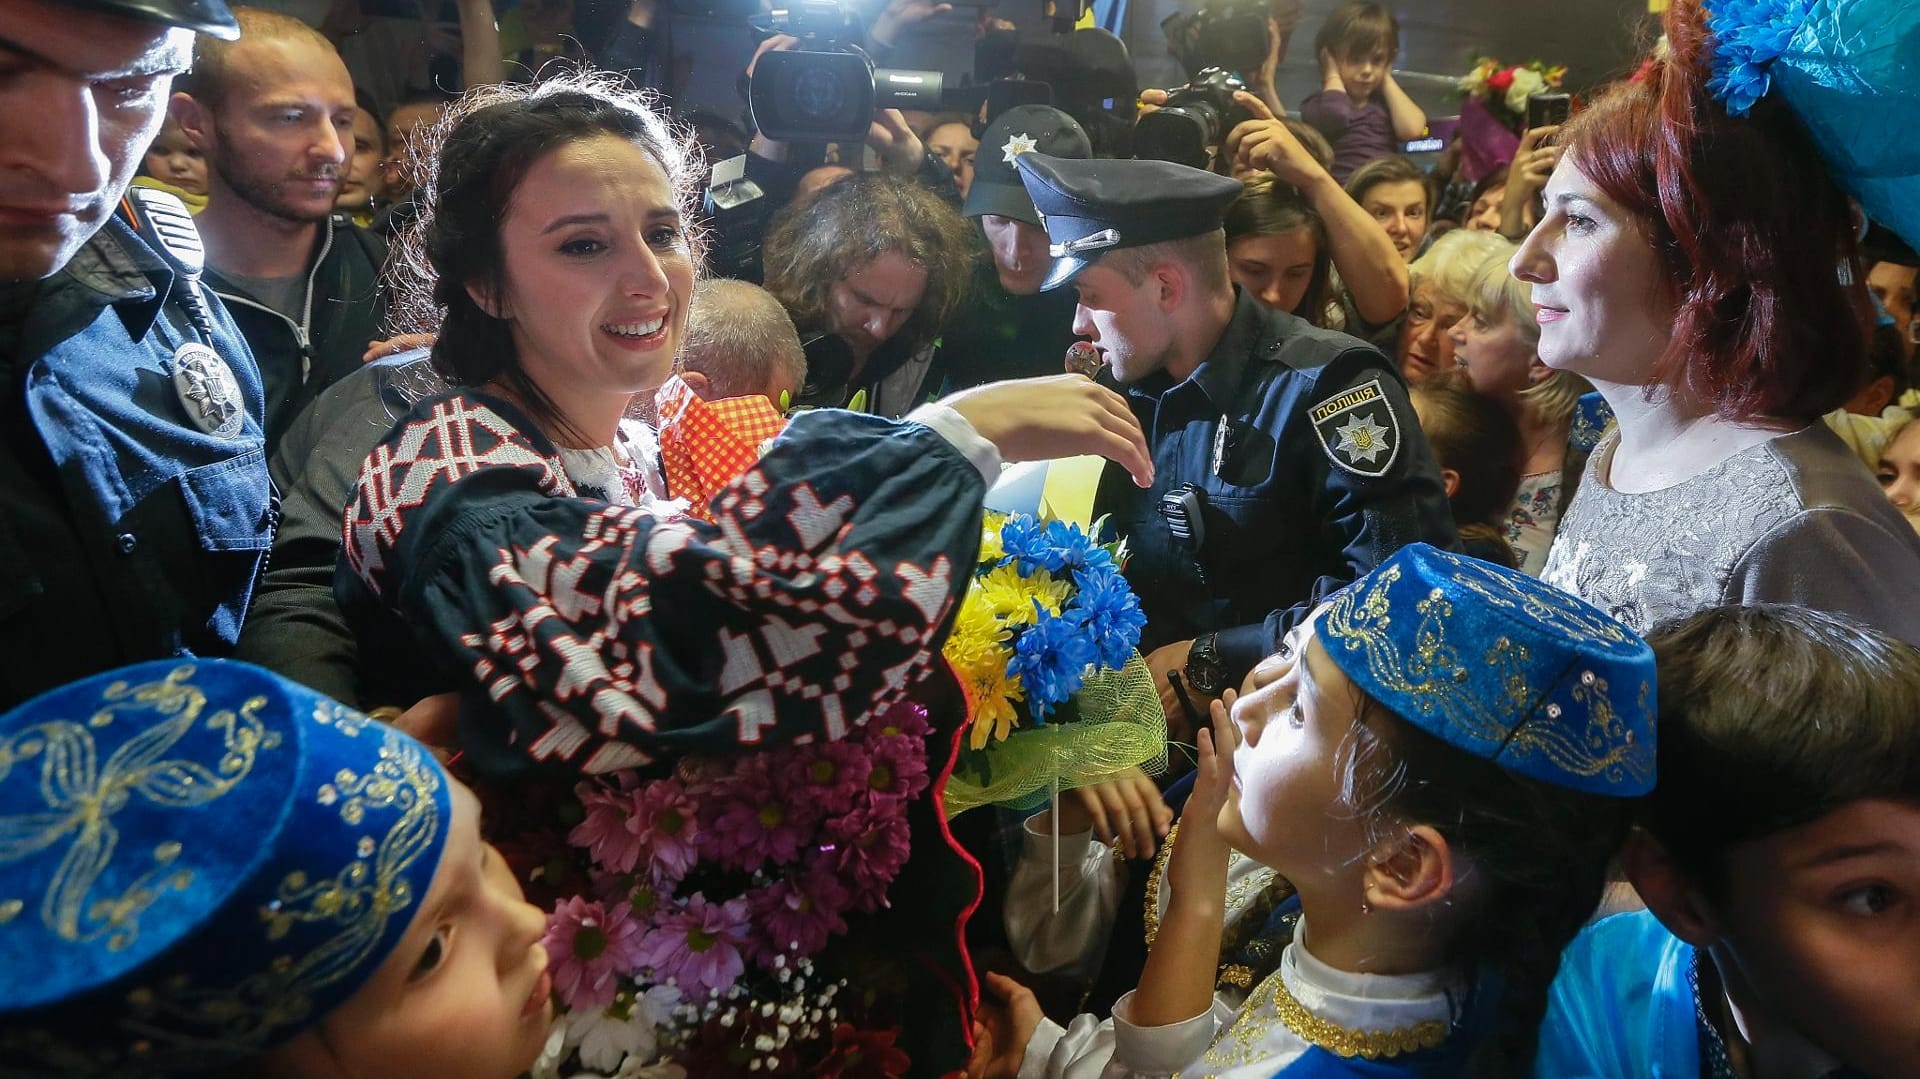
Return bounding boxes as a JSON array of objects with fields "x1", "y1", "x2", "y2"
[{"x1": 1134, "y1": 67, "x2": 1255, "y2": 170}]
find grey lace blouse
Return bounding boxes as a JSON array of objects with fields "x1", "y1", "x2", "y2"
[{"x1": 1541, "y1": 424, "x2": 1920, "y2": 642}]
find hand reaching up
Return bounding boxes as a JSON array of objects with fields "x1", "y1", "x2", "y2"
[{"x1": 939, "y1": 374, "x2": 1154, "y2": 488}]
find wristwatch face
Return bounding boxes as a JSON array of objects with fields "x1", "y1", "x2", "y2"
[{"x1": 1186, "y1": 642, "x2": 1225, "y2": 695}]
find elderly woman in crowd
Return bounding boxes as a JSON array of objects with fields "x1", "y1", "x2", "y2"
[
  {"x1": 1396, "y1": 227, "x2": 1511, "y2": 384},
  {"x1": 1448, "y1": 241, "x2": 1607, "y2": 573}
]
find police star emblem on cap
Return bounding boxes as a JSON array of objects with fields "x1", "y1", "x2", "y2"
[
  {"x1": 1001, "y1": 132, "x2": 1039, "y2": 163},
  {"x1": 1013, "y1": 152, "x2": 1243, "y2": 290}
]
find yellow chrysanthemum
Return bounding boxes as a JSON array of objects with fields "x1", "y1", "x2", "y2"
[
  {"x1": 965, "y1": 662, "x2": 1024, "y2": 749},
  {"x1": 943, "y1": 595, "x2": 1010, "y2": 680},
  {"x1": 980, "y1": 511, "x2": 1009, "y2": 564},
  {"x1": 978, "y1": 564, "x2": 1069, "y2": 626}
]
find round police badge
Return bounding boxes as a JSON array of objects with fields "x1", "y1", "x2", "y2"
[{"x1": 171, "y1": 342, "x2": 245, "y2": 439}]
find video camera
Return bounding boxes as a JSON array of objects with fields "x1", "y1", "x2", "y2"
[
  {"x1": 1160, "y1": 0, "x2": 1272, "y2": 81},
  {"x1": 747, "y1": 0, "x2": 945, "y2": 143},
  {"x1": 1134, "y1": 67, "x2": 1255, "y2": 170}
]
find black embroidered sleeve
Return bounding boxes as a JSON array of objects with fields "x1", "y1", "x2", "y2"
[{"x1": 340, "y1": 393, "x2": 982, "y2": 773}]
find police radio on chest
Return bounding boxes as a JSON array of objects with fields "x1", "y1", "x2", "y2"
[
  {"x1": 124, "y1": 187, "x2": 215, "y2": 341},
  {"x1": 1159, "y1": 483, "x2": 1208, "y2": 551}
]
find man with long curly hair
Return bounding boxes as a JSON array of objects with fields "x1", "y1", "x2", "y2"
[{"x1": 763, "y1": 172, "x2": 977, "y2": 414}]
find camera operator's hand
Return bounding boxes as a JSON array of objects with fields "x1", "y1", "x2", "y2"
[
  {"x1": 1501, "y1": 124, "x2": 1563, "y2": 239},
  {"x1": 867, "y1": 108, "x2": 926, "y2": 176},
  {"x1": 938, "y1": 374, "x2": 1154, "y2": 489},
  {"x1": 745, "y1": 32, "x2": 800, "y2": 78},
  {"x1": 745, "y1": 35, "x2": 802, "y2": 161},
  {"x1": 871, "y1": 0, "x2": 953, "y2": 49},
  {"x1": 1135, "y1": 87, "x2": 1169, "y2": 120},
  {"x1": 1224, "y1": 91, "x2": 1325, "y2": 187}
]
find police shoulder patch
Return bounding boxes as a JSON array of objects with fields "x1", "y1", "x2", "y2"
[{"x1": 1309, "y1": 378, "x2": 1400, "y2": 478}]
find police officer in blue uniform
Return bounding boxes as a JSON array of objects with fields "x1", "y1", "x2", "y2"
[
  {"x1": 1015, "y1": 152, "x2": 1457, "y2": 715},
  {"x1": 0, "y1": 0, "x2": 274, "y2": 707}
]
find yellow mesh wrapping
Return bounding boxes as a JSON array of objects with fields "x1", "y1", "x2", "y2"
[{"x1": 944, "y1": 652, "x2": 1168, "y2": 818}]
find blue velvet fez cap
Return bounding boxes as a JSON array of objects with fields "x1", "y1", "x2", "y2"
[
  {"x1": 1014, "y1": 152, "x2": 1244, "y2": 292},
  {"x1": 0, "y1": 661, "x2": 452, "y2": 1076},
  {"x1": 1319, "y1": 544, "x2": 1657, "y2": 796}
]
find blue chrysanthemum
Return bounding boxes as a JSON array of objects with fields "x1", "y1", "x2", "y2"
[
  {"x1": 1008, "y1": 606, "x2": 1098, "y2": 719},
  {"x1": 1703, "y1": 0, "x2": 1812, "y2": 116},
  {"x1": 1071, "y1": 565, "x2": 1146, "y2": 672},
  {"x1": 998, "y1": 514, "x2": 1047, "y2": 572},
  {"x1": 1036, "y1": 520, "x2": 1114, "y2": 575}
]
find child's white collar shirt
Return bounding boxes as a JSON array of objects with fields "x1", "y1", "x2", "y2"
[{"x1": 1020, "y1": 920, "x2": 1467, "y2": 1079}]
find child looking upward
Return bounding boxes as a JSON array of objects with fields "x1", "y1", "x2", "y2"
[
  {"x1": 980, "y1": 542, "x2": 1655, "y2": 1078},
  {"x1": 1537, "y1": 604, "x2": 1920, "y2": 1079},
  {"x1": 0, "y1": 660, "x2": 555, "y2": 1079},
  {"x1": 1300, "y1": 2, "x2": 1429, "y2": 184}
]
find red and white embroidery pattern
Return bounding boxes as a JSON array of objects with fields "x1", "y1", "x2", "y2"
[{"x1": 343, "y1": 395, "x2": 972, "y2": 772}]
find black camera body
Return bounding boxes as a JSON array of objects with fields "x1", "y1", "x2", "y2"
[
  {"x1": 1161, "y1": 0, "x2": 1271, "y2": 81},
  {"x1": 747, "y1": 0, "x2": 945, "y2": 142},
  {"x1": 1134, "y1": 67, "x2": 1253, "y2": 170}
]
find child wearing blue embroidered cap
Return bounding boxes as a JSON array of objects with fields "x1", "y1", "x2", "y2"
[
  {"x1": 973, "y1": 542, "x2": 1653, "y2": 1079},
  {"x1": 0, "y1": 660, "x2": 555, "y2": 1079},
  {"x1": 1536, "y1": 604, "x2": 1920, "y2": 1079}
]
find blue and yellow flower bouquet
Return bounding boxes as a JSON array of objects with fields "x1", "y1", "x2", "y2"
[{"x1": 941, "y1": 510, "x2": 1166, "y2": 816}]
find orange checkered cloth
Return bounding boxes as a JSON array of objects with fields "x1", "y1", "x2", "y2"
[{"x1": 654, "y1": 374, "x2": 788, "y2": 522}]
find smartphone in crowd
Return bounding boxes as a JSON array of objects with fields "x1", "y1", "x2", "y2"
[{"x1": 1527, "y1": 92, "x2": 1572, "y2": 129}]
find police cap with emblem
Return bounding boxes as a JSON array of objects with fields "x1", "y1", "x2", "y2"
[
  {"x1": 60, "y1": 0, "x2": 239, "y2": 38},
  {"x1": 1014, "y1": 152, "x2": 1243, "y2": 291},
  {"x1": 964, "y1": 106, "x2": 1092, "y2": 226}
]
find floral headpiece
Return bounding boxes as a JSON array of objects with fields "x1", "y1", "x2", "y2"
[{"x1": 1703, "y1": 0, "x2": 1920, "y2": 249}]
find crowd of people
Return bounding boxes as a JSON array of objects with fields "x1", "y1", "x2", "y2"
[{"x1": 2, "y1": 0, "x2": 1918, "y2": 1075}]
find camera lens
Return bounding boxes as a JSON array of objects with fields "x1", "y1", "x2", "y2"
[{"x1": 791, "y1": 65, "x2": 849, "y2": 121}]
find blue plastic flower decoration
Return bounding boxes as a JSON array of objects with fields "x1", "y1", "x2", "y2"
[
  {"x1": 1009, "y1": 607, "x2": 1099, "y2": 720},
  {"x1": 1704, "y1": 0, "x2": 1813, "y2": 116}
]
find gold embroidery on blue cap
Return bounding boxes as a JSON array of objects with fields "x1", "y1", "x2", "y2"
[
  {"x1": 114, "y1": 708, "x2": 442, "y2": 1060},
  {"x1": 0, "y1": 665, "x2": 275, "y2": 953},
  {"x1": 1323, "y1": 560, "x2": 1651, "y2": 786}
]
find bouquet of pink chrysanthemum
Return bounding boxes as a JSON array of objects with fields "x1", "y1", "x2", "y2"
[{"x1": 525, "y1": 704, "x2": 929, "y2": 1079}]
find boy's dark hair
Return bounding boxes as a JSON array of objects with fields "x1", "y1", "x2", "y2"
[
  {"x1": 1339, "y1": 696, "x2": 1632, "y2": 1078},
  {"x1": 1411, "y1": 369, "x2": 1522, "y2": 529},
  {"x1": 1313, "y1": 1, "x2": 1400, "y2": 62},
  {"x1": 1645, "y1": 604, "x2": 1920, "y2": 895}
]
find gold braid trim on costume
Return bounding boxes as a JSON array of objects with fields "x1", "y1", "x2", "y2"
[
  {"x1": 1143, "y1": 822, "x2": 1297, "y2": 994},
  {"x1": 1269, "y1": 969, "x2": 1450, "y2": 1060}
]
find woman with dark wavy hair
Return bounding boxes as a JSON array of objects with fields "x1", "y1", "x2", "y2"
[
  {"x1": 1517, "y1": 0, "x2": 1920, "y2": 640},
  {"x1": 331, "y1": 72, "x2": 1153, "y2": 1073},
  {"x1": 762, "y1": 171, "x2": 978, "y2": 413}
]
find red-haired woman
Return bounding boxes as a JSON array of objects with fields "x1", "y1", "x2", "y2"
[{"x1": 1514, "y1": 0, "x2": 1920, "y2": 640}]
